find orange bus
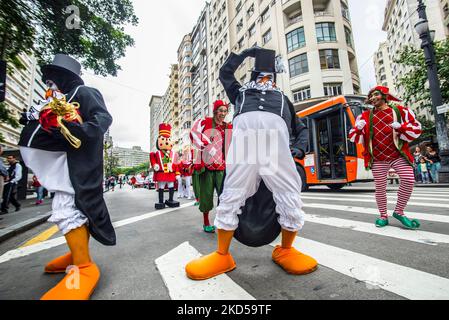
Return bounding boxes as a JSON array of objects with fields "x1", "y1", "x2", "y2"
[{"x1": 294, "y1": 95, "x2": 374, "y2": 191}]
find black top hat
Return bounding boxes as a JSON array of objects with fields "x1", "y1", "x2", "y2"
[
  {"x1": 41, "y1": 54, "x2": 82, "y2": 81},
  {"x1": 253, "y1": 48, "x2": 276, "y2": 73}
]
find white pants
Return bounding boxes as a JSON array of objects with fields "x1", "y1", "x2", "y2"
[
  {"x1": 177, "y1": 176, "x2": 185, "y2": 198},
  {"x1": 215, "y1": 112, "x2": 305, "y2": 232},
  {"x1": 158, "y1": 181, "x2": 174, "y2": 189},
  {"x1": 183, "y1": 176, "x2": 192, "y2": 199},
  {"x1": 20, "y1": 147, "x2": 88, "y2": 235}
]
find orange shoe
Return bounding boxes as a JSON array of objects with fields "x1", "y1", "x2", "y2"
[
  {"x1": 272, "y1": 246, "x2": 318, "y2": 275},
  {"x1": 186, "y1": 252, "x2": 236, "y2": 281},
  {"x1": 44, "y1": 253, "x2": 72, "y2": 274},
  {"x1": 40, "y1": 263, "x2": 100, "y2": 300}
]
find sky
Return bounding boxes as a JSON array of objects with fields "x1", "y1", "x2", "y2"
[{"x1": 83, "y1": 0, "x2": 388, "y2": 153}]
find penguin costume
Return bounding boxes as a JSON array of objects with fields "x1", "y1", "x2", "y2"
[
  {"x1": 185, "y1": 47, "x2": 318, "y2": 280},
  {"x1": 18, "y1": 54, "x2": 115, "y2": 300}
]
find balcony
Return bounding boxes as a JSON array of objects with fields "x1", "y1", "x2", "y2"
[{"x1": 286, "y1": 15, "x2": 303, "y2": 28}]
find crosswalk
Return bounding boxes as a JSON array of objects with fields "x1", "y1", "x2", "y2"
[{"x1": 155, "y1": 186, "x2": 449, "y2": 300}]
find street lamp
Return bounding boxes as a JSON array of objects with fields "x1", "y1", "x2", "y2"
[{"x1": 414, "y1": 0, "x2": 449, "y2": 183}]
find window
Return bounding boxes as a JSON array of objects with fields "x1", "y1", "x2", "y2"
[
  {"x1": 293, "y1": 87, "x2": 311, "y2": 103},
  {"x1": 319, "y1": 49, "x2": 340, "y2": 69},
  {"x1": 247, "y1": 4, "x2": 255, "y2": 17},
  {"x1": 238, "y1": 37, "x2": 244, "y2": 49},
  {"x1": 261, "y1": 8, "x2": 270, "y2": 23},
  {"x1": 289, "y1": 53, "x2": 309, "y2": 77},
  {"x1": 316, "y1": 22, "x2": 337, "y2": 42},
  {"x1": 323, "y1": 83, "x2": 342, "y2": 96},
  {"x1": 344, "y1": 27, "x2": 353, "y2": 48},
  {"x1": 262, "y1": 29, "x2": 272, "y2": 44},
  {"x1": 237, "y1": 19, "x2": 243, "y2": 33},
  {"x1": 248, "y1": 23, "x2": 256, "y2": 37},
  {"x1": 286, "y1": 27, "x2": 306, "y2": 52}
]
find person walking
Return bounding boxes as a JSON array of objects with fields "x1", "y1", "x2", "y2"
[
  {"x1": 0, "y1": 146, "x2": 8, "y2": 206},
  {"x1": 425, "y1": 146, "x2": 441, "y2": 184},
  {"x1": 32, "y1": 175, "x2": 45, "y2": 205},
  {"x1": 418, "y1": 157, "x2": 431, "y2": 184},
  {"x1": 1, "y1": 155, "x2": 22, "y2": 214},
  {"x1": 349, "y1": 86, "x2": 422, "y2": 229}
]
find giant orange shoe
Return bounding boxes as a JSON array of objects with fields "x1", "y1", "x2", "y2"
[{"x1": 45, "y1": 253, "x2": 73, "y2": 274}]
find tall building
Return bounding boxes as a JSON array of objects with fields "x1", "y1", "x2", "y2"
[
  {"x1": 381, "y1": 0, "x2": 448, "y2": 118},
  {"x1": 178, "y1": 34, "x2": 193, "y2": 149},
  {"x1": 207, "y1": 0, "x2": 360, "y2": 111},
  {"x1": 168, "y1": 65, "x2": 180, "y2": 148},
  {"x1": 191, "y1": 3, "x2": 212, "y2": 122},
  {"x1": 1, "y1": 54, "x2": 45, "y2": 150},
  {"x1": 149, "y1": 95, "x2": 163, "y2": 151},
  {"x1": 440, "y1": 0, "x2": 449, "y2": 35},
  {"x1": 374, "y1": 41, "x2": 395, "y2": 91},
  {"x1": 112, "y1": 146, "x2": 150, "y2": 168}
]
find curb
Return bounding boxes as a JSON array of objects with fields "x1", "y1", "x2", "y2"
[
  {"x1": 415, "y1": 184, "x2": 449, "y2": 188},
  {"x1": 0, "y1": 213, "x2": 51, "y2": 243}
]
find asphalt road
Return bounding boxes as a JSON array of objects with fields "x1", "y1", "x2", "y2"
[{"x1": 0, "y1": 183, "x2": 448, "y2": 300}]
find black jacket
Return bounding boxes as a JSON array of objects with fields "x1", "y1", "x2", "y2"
[
  {"x1": 19, "y1": 85, "x2": 116, "y2": 246},
  {"x1": 219, "y1": 52, "x2": 308, "y2": 155}
]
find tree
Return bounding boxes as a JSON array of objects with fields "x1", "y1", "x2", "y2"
[
  {"x1": 0, "y1": 102, "x2": 19, "y2": 142},
  {"x1": 0, "y1": 0, "x2": 138, "y2": 140},
  {"x1": 395, "y1": 39, "x2": 449, "y2": 115}
]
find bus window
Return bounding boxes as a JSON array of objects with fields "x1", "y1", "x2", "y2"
[
  {"x1": 345, "y1": 110, "x2": 357, "y2": 157},
  {"x1": 307, "y1": 117, "x2": 314, "y2": 153}
]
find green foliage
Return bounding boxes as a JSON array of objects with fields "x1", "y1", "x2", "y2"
[
  {"x1": 113, "y1": 162, "x2": 150, "y2": 176},
  {"x1": 0, "y1": 0, "x2": 138, "y2": 76},
  {"x1": 395, "y1": 39, "x2": 449, "y2": 115},
  {"x1": 0, "y1": 102, "x2": 19, "y2": 142}
]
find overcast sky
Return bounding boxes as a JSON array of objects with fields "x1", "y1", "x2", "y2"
[{"x1": 82, "y1": 0, "x2": 388, "y2": 152}]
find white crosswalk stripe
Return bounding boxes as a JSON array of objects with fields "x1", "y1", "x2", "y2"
[{"x1": 304, "y1": 193, "x2": 449, "y2": 202}]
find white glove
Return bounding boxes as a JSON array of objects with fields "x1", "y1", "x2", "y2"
[
  {"x1": 209, "y1": 147, "x2": 217, "y2": 157},
  {"x1": 391, "y1": 122, "x2": 402, "y2": 130},
  {"x1": 356, "y1": 120, "x2": 366, "y2": 130},
  {"x1": 153, "y1": 164, "x2": 160, "y2": 171}
]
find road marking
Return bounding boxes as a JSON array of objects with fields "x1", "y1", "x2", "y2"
[
  {"x1": 305, "y1": 214, "x2": 449, "y2": 245},
  {"x1": 304, "y1": 203, "x2": 449, "y2": 223},
  {"x1": 304, "y1": 193, "x2": 449, "y2": 202},
  {"x1": 20, "y1": 226, "x2": 60, "y2": 248},
  {"x1": 270, "y1": 237, "x2": 449, "y2": 300},
  {"x1": 0, "y1": 202, "x2": 195, "y2": 265},
  {"x1": 155, "y1": 242, "x2": 255, "y2": 300},
  {"x1": 301, "y1": 196, "x2": 449, "y2": 209}
]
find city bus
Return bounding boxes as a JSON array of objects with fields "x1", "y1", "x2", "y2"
[{"x1": 294, "y1": 95, "x2": 374, "y2": 191}]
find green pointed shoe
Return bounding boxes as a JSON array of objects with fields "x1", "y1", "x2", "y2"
[
  {"x1": 375, "y1": 218, "x2": 389, "y2": 228},
  {"x1": 194, "y1": 202, "x2": 200, "y2": 206},
  {"x1": 203, "y1": 225, "x2": 216, "y2": 233},
  {"x1": 393, "y1": 213, "x2": 420, "y2": 230}
]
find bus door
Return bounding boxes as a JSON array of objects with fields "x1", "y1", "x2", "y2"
[{"x1": 314, "y1": 106, "x2": 347, "y2": 181}]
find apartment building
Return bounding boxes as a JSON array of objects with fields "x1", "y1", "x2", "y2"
[
  {"x1": 440, "y1": 0, "x2": 449, "y2": 35},
  {"x1": 1, "y1": 54, "x2": 45, "y2": 150},
  {"x1": 373, "y1": 41, "x2": 396, "y2": 92},
  {"x1": 113, "y1": 146, "x2": 149, "y2": 168},
  {"x1": 207, "y1": 0, "x2": 360, "y2": 111},
  {"x1": 149, "y1": 95, "x2": 163, "y2": 151}
]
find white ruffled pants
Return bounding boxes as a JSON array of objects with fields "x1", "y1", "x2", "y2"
[
  {"x1": 20, "y1": 147, "x2": 88, "y2": 235},
  {"x1": 215, "y1": 112, "x2": 305, "y2": 232}
]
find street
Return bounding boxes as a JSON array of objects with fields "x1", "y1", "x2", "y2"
[{"x1": 0, "y1": 184, "x2": 448, "y2": 300}]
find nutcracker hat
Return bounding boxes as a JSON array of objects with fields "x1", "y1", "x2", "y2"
[
  {"x1": 368, "y1": 86, "x2": 401, "y2": 102},
  {"x1": 41, "y1": 54, "x2": 83, "y2": 82},
  {"x1": 253, "y1": 48, "x2": 276, "y2": 73},
  {"x1": 213, "y1": 100, "x2": 229, "y2": 112},
  {"x1": 159, "y1": 123, "x2": 172, "y2": 138}
]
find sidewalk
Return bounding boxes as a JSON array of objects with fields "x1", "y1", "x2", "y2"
[{"x1": 0, "y1": 197, "x2": 52, "y2": 243}]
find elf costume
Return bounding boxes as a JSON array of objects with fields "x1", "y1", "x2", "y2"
[
  {"x1": 349, "y1": 86, "x2": 422, "y2": 229},
  {"x1": 18, "y1": 54, "x2": 115, "y2": 300},
  {"x1": 185, "y1": 47, "x2": 317, "y2": 281},
  {"x1": 189, "y1": 100, "x2": 233, "y2": 233},
  {"x1": 179, "y1": 147, "x2": 194, "y2": 200},
  {"x1": 150, "y1": 123, "x2": 180, "y2": 210}
]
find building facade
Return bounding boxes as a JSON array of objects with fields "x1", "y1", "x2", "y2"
[
  {"x1": 1, "y1": 54, "x2": 45, "y2": 150},
  {"x1": 149, "y1": 95, "x2": 163, "y2": 152},
  {"x1": 178, "y1": 34, "x2": 194, "y2": 150},
  {"x1": 112, "y1": 146, "x2": 150, "y2": 168},
  {"x1": 440, "y1": 0, "x2": 449, "y2": 35},
  {"x1": 373, "y1": 41, "x2": 395, "y2": 91}
]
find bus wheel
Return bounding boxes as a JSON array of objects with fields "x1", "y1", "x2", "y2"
[
  {"x1": 296, "y1": 165, "x2": 309, "y2": 192},
  {"x1": 327, "y1": 184, "x2": 346, "y2": 190}
]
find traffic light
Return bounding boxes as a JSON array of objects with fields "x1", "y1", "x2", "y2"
[{"x1": 0, "y1": 60, "x2": 6, "y2": 103}]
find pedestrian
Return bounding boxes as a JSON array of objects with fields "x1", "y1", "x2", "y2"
[
  {"x1": 130, "y1": 176, "x2": 136, "y2": 189},
  {"x1": 388, "y1": 169, "x2": 400, "y2": 185},
  {"x1": 413, "y1": 146, "x2": 423, "y2": 183},
  {"x1": 186, "y1": 47, "x2": 316, "y2": 280},
  {"x1": 32, "y1": 175, "x2": 45, "y2": 205},
  {"x1": 189, "y1": 100, "x2": 233, "y2": 233},
  {"x1": 18, "y1": 54, "x2": 116, "y2": 300},
  {"x1": 425, "y1": 146, "x2": 441, "y2": 184},
  {"x1": 110, "y1": 176, "x2": 116, "y2": 192},
  {"x1": 1, "y1": 155, "x2": 22, "y2": 214},
  {"x1": 181, "y1": 146, "x2": 194, "y2": 200},
  {"x1": 349, "y1": 85, "x2": 422, "y2": 229},
  {"x1": 118, "y1": 177, "x2": 123, "y2": 189},
  {"x1": 0, "y1": 146, "x2": 8, "y2": 206},
  {"x1": 418, "y1": 157, "x2": 431, "y2": 184}
]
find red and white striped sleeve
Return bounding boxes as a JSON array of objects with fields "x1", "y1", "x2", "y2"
[
  {"x1": 397, "y1": 106, "x2": 422, "y2": 143},
  {"x1": 348, "y1": 114, "x2": 365, "y2": 145},
  {"x1": 190, "y1": 118, "x2": 211, "y2": 149}
]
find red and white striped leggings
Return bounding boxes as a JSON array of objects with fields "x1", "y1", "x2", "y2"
[{"x1": 372, "y1": 157, "x2": 415, "y2": 217}]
